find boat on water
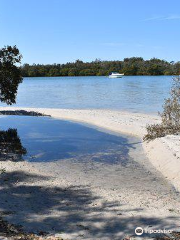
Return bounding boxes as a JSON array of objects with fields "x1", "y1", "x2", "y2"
[{"x1": 109, "y1": 72, "x2": 124, "y2": 78}]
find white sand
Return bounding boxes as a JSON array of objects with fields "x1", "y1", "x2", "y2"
[
  {"x1": 31, "y1": 108, "x2": 180, "y2": 192},
  {"x1": 1, "y1": 107, "x2": 179, "y2": 192},
  {"x1": 0, "y1": 107, "x2": 180, "y2": 239}
]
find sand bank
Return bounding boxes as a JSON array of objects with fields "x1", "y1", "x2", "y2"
[
  {"x1": 1, "y1": 107, "x2": 179, "y2": 192},
  {"x1": 0, "y1": 107, "x2": 180, "y2": 239}
]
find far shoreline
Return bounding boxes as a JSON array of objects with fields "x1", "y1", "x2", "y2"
[{"x1": 22, "y1": 74, "x2": 175, "y2": 78}]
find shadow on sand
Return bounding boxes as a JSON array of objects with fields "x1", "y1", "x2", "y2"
[{"x1": 0, "y1": 171, "x2": 179, "y2": 239}]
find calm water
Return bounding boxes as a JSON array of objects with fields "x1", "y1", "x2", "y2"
[
  {"x1": 0, "y1": 76, "x2": 173, "y2": 113},
  {"x1": 0, "y1": 116, "x2": 138, "y2": 163}
]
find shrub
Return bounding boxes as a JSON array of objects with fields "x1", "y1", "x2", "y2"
[{"x1": 144, "y1": 76, "x2": 180, "y2": 141}]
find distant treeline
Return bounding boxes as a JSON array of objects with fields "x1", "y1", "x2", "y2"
[{"x1": 21, "y1": 57, "x2": 180, "y2": 77}]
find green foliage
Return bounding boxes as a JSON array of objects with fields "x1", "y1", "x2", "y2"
[
  {"x1": 0, "y1": 46, "x2": 22, "y2": 104},
  {"x1": 20, "y1": 58, "x2": 180, "y2": 77},
  {"x1": 144, "y1": 76, "x2": 180, "y2": 141}
]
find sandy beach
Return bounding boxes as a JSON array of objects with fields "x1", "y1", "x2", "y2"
[
  {"x1": 1, "y1": 107, "x2": 179, "y2": 191},
  {"x1": 0, "y1": 107, "x2": 180, "y2": 239}
]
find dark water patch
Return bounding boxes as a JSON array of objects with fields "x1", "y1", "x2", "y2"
[{"x1": 0, "y1": 116, "x2": 138, "y2": 164}]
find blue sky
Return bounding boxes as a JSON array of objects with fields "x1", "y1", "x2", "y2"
[{"x1": 0, "y1": 0, "x2": 180, "y2": 64}]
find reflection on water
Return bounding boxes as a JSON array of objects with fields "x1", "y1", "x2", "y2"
[
  {"x1": 0, "y1": 128, "x2": 27, "y2": 161},
  {"x1": 0, "y1": 116, "x2": 138, "y2": 164},
  {"x1": 0, "y1": 76, "x2": 173, "y2": 113}
]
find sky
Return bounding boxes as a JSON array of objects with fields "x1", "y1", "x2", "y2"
[{"x1": 0, "y1": 0, "x2": 180, "y2": 64}]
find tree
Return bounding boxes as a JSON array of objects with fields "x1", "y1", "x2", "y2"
[
  {"x1": 68, "y1": 68, "x2": 78, "y2": 76},
  {"x1": 0, "y1": 46, "x2": 22, "y2": 105}
]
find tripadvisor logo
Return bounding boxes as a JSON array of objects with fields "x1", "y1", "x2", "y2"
[
  {"x1": 135, "y1": 227, "x2": 143, "y2": 235},
  {"x1": 135, "y1": 226, "x2": 173, "y2": 235}
]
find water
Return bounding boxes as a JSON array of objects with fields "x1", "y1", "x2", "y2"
[
  {"x1": 0, "y1": 76, "x2": 173, "y2": 113},
  {"x1": 0, "y1": 116, "x2": 138, "y2": 163}
]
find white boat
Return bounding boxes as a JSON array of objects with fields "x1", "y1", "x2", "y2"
[{"x1": 109, "y1": 72, "x2": 124, "y2": 78}]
